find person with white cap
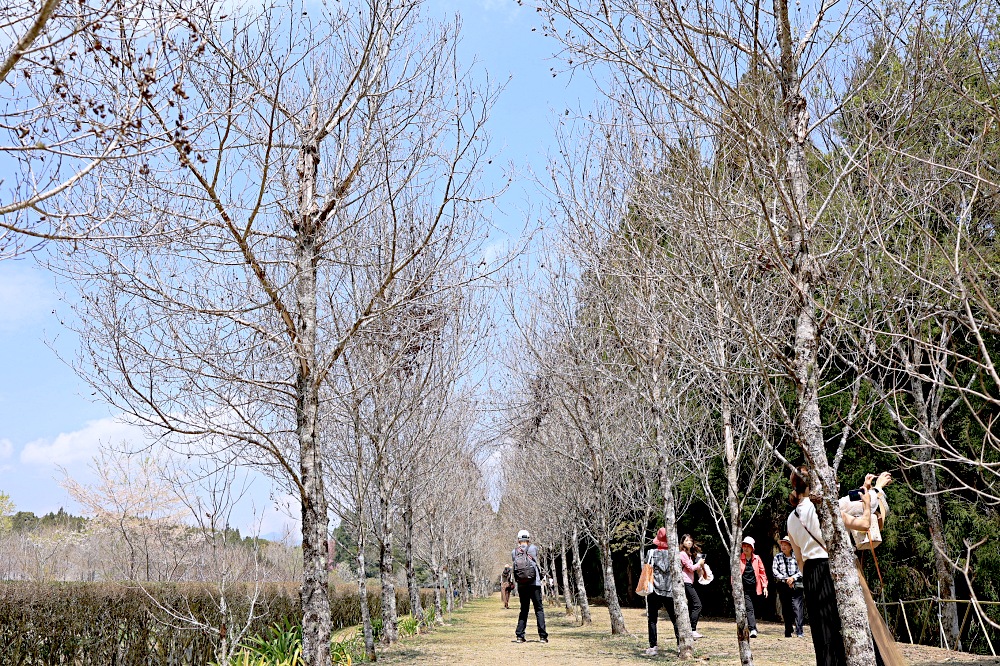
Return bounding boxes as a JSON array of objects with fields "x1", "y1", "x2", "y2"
[
  {"x1": 738, "y1": 536, "x2": 768, "y2": 638},
  {"x1": 772, "y1": 535, "x2": 805, "y2": 638},
  {"x1": 511, "y1": 529, "x2": 548, "y2": 643}
]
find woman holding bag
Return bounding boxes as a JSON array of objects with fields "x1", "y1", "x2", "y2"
[
  {"x1": 679, "y1": 534, "x2": 705, "y2": 638},
  {"x1": 640, "y1": 528, "x2": 679, "y2": 657}
]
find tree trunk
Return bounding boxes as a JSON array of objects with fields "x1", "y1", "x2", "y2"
[
  {"x1": 906, "y1": 367, "x2": 963, "y2": 651},
  {"x1": 379, "y1": 528, "x2": 398, "y2": 643},
  {"x1": 459, "y1": 556, "x2": 468, "y2": 607},
  {"x1": 653, "y1": 386, "x2": 694, "y2": 659},
  {"x1": 921, "y1": 447, "x2": 961, "y2": 650},
  {"x1": 663, "y1": 474, "x2": 695, "y2": 658},
  {"x1": 712, "y1": 280, "x2": 753, "y2": 664},
  {"x1": 404, "y1": 493, "x2": 423, "y2": 621},
  {"x1": 729, "y1": 539, "x2": 754, "y2": 666},
  {"x1": 429, "y1": 524, "x2": 444, "y2": 624},
  {"x1": 773, "y1": 2, "x2": 876, "y2": 663},
  {"x1": 444, "y1": 542, "x2": 453, "y2": 617},
  {"x1": 376, "y1": 436, "x2": 398, "y2": 644},
  {"x1": 571, "y1": 525, "x2": 592, "y2": 624},
  {"x1": 296, "y1": 124, "x2": 332, "y2": 666},
  {"x1": 598, "y1": 529, "x2": 628, "y2": 635},
  {"x1": 547, "y1": 549, "x2": 559, "y2": 605},
  {"x1": 561, "y1": 538, "x2": 573, "y2": 615},
  {"x1": 357, "y1": 548, "x2": 377, "y2": 662}
]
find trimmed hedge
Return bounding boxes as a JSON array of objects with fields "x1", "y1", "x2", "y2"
[{"x1": 0, "y1": 582, "x2": 433, "y2": 665}]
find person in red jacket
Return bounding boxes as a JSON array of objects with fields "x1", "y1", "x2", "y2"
[{"x1": 739, "y1": 536, "x2": 769, "y2": 638}]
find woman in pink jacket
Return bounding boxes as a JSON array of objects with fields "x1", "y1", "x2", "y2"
[
  {"x1": 739, "y1": 536, "x2": 768, "y2": 638},
  {"x1": 679, "y1": 534, "x2": 705, "y2": 639}
]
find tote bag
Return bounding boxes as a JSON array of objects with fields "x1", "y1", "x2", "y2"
[{"x1": 636, "y1": 554, "x2": 655, "y2": 597}]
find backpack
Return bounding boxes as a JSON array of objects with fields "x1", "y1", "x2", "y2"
[{"x1": 512, "y1": 545, "x2": 537, "y2": 583}]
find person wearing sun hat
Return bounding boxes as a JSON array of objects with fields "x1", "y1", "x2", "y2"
[
  {"x1": 738, "y1": 536, "x2": 769, "y2": 638},
  {"x1": 773, "y1": 535, "x2": 805, "y2": 638},
  {"x1": 642, "y1": 527, "x2": 680, "y2": 657}
]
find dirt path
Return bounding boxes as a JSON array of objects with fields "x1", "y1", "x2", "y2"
[{"x1": 380, "y1": 594, "x2": 1000, "y2": 666}]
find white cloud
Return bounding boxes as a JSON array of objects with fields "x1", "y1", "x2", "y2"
[
  {"x1": 0, "y1": 438, "x2": 12, "y2": 460},
  {"x1": 0, "y1": 265, "x2": 53, "y2": 331},
  {"x1": 20, "y1": 417, "x2": 150, "y2": 466}
]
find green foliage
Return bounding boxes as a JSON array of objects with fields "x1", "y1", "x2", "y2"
[
  {"x1": 331, "y1": 634, "x2": 365, "y2": 664},
  {"x1": 397, "y1": 614, "x2": 419, "y2": 637},
  {"x1": 10, "y1": 507, "x2": 88, "y2": 533},
  {"x1": 225, "y1": 620, "x2": 303, "y2": 666},
  {"x1": 241, "y1": 620, "x2": 302, "y2": 662},
  {"x1": 368, "y1": 616, "x2": 384, "y2": 643},
  {"x1": 0, "y1": 492, "x2": 13, "y2": 533}
]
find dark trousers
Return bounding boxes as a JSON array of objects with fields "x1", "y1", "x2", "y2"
[
  {"x1": 646, "y1": 592, "x2": 678, "y2": 648},
  {"x1": 684, "y1": 583, "x2": 702, "y2": 630},
  {"x1": 803, "y1": 559, "x2": 847, "y2": 666},
  {"x1": 516, "y1": 583, "x2": 547, "y2": 640},
  {"x1": 743, "y1": 589, "x2": 759, "y2": 631},
  {"x1": 778, "y1": 585, "x2": 805, "y2": 636}
]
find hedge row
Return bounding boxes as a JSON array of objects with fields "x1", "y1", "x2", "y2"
[{"x1": 0, "y1": 582, "x2": 433, "y2": 665}]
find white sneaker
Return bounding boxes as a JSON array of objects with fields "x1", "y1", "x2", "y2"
[
  {"x1": 750, "y1": 629, "x2": 758, "y2": 638},
  {"x1": 643, "y1": 646, "x2": 658, "y2": 656},
  {"x1": 691, "y1": 631, "x2": 703, "y2": 639}
]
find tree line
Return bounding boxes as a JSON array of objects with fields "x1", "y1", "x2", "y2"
[
  {"x1": 499, "y1": 0, "x2": 1000, "y2": 664},
  {"x1": 3, "y1": 0, "x2": 1000, "y2": 665}
]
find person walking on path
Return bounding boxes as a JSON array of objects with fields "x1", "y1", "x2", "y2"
[
  {"x1": 644, "y1": 528, "x2": 680, "y2": 657},
  {"x1": 500, "y1": 565, "x2": 515, "y2": 609},
  {"x1": 512, "y1": 529, "x2": 548, "y2": 643},
  {"x1": 739, "y1": 536, "x2": 768, "y2": 638},
  {"x1": 678, "y1": 534, "x2": 704, "y2": 639},
  {"x1": 772, "y1": 535, "x2": 805, "y2": 638}
]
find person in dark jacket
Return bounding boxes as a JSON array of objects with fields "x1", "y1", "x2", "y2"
[
  {"x1": 511, "y1": 529, "x2": 548, "y2": 643},
  {"x1": 739, "y1": 536, "x2": 769, "y2": 638},
  {"x1": 500, "y1": 565, "x2": 515, "y2": 609},
  {"x1": 643, "y1": 527, "x2": 679, "y2": 656}
]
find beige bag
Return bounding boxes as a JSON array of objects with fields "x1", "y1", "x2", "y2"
[
  {"x1": 840, "y1": 489, "x2": 888, "y2": 550},
  {"x1": 636, "y1": 562, "x2": 655, "y2": 597}
]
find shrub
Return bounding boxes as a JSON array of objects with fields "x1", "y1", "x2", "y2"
[{"x1": 0, "y1": 582, "x2": 435, "y2": 665}]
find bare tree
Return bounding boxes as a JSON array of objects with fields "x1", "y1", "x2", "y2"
[
  {"x1": 1, "y1": 0, "x2": 149, "y2": 255},
  {"x1": 53, "y1": 2, "x2": 496, "y2": 663},
  {"x1": 532, "y1": 0, "x2": 924, "y2": 660}
]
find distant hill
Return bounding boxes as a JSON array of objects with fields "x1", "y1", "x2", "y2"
[{"x1": 258, "y1": 531, "x2": 301, "y2": 546}]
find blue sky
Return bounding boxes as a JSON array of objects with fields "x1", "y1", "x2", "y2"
[{"x1": 0, "y1": 0, "x2": 595, "y2": 536}]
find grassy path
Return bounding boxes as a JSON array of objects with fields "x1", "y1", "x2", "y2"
[{"x1": 378, "y1": 594, "x2": 1000, "y2": 666}]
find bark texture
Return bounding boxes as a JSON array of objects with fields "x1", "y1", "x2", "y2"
[
  {"x1": 773, "y1": 1, "x2": 877, "y2": 663},
  {"x1": 571, "y1": 525, "x2": 592, "y2": 624},
  {"x1": 656, "y1": 423, "x2": 694, "y2": 659},
  {"x1": 296, "y1": 125, "x2": 332, "y2": 666},
  {"x1": 357, "y1": 549, "x2": 376, "y2": 662},
  {"x1": 561, "y1": 540, "x2": 573, "y2": 614},
  {"x1": 404, "y1": 493, "x2": 424, "y2": 621},
  {"x1": 598, "y1": 534, "x2": 628, "y2": 634}
]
